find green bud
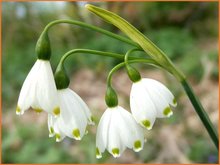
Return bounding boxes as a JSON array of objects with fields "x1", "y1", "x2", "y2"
[
  {"x1": 54, "y1": 64, "x2": 70, "y2": 89},
  {"x1": 105, "y1": 86, "x2": 118, "y2": 108},
  {"x1": 35, "y1": 31, "x2": 51, "y2": 60},
  {"x1": 126, "y1": 65, "x2": 141, "y2": 83}
]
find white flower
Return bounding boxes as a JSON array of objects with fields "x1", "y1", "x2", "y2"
[
  {"x1": 96, "y1": 106, "x2": 144, "y2": 159},
  {"x1": 48, "y1": 88, "x2": 94, "y2": 142},
  {"x1": 130, "y1": 78, "x2": 177, "y2": 130},
  {"x1": 16, "y1": 59, "x2": 60, "y2": 116}
]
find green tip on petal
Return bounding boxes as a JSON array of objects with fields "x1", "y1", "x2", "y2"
[
  {"x1": 163, "y1": 107, "x2": 173, "y2": 117},
  {"x1": 141, "y1": 120, "x2": 151, "y2": 130},
  {"x1": 49, "y1": 127, "x2": 54, "y2": 137},
  {"x1": 16, "y1": 106, "x2": 21, "y2": 115},
  {"x1": 90, "y1": 116, "x2": 95, "y2": 125},
  {"x1": 173, "y1": 98, "x2": 177, "y2": 105},
  {"x1": 50, "y1": 127, "x2": 54, "y2": 134},
  {"x1": 112, "y1": 148, "x2": 120, "y2": 157},
  {"x1": 72, "y1": 129, "x2": 81, "y2": 140},
  {"x1": 134, "y1": 140, "x2": 142, "y2": 152},
  {"x1": 91, "y1": 116, "x2": 95, "y2": 122},
  {"x1": 55, "y1": 133, "x2": 61, "y2": 142},
  {"x1": 96, "y1": 147, "x2": 102, "y2": 159},
  {"x1": 53, "y1": 107, "x2": 60, "y2": 116},
  {"x1": 34, "y1": 108, "x2": 43, "y2": 113}
]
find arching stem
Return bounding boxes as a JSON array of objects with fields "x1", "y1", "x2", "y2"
[{"x1": 43, "y1": 19, "x2": 140, "y2": 48}]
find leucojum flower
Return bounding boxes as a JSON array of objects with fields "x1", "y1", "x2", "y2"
[
  {"x1": 16, "y1": 32, "x2": 60, "y2": 116},
  {"x1": 48, "y1": 88, "x2": 94, "y2": 142},
  {"x1": 125, "y1": 57, "x2": 177, "y2": 130},
  {"x1": 130, "y1": 78, "x2": 177, "y2": 130},
  {"x1": 16, "y1": 30, "x2": 94, "y2": 142},
  {"x1": 96, "y1": 86, "x2": 144, "y2": 158},
  {"x1": 48, "y1": 85, "x2": 94, "y2": 142},
  {"x1": 48, "y1": 62, "x2": 94, "y2": 142}
]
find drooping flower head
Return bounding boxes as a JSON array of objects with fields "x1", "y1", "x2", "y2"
[
  {"x1": 96, "y1": 106, "x2": 144, "y2": 159},
  {"x1": 48, "y1": 88, "x2": 94, "y2": 142},
  {"x1": 16, "y1": 32, "x2": 60, "y2": 116},
  {"x1": 130, "y1": 78, "x2": 177, "y2": 130},
  {"x1": 48, "y1": 61, "x2": 94, "y2": 142},
  {"x1": 96, "y1": 84, "x2": 144, "y2": 158}
]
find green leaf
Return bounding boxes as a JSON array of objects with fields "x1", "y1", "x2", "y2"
[{"x1": 85, "y1": 4, "x2": 185, "y2": 81}]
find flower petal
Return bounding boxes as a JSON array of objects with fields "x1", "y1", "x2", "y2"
[
  {"x1": 36, "y1": 60, "x2": 60, "y2": 115},
  {"x1": 48, "y1": 114, "x2": 56, "y2": 137},
  {"x1": 142, "y1": 78, "x2": 177, "y2": 107},
  {"x1": 130, "y1": 82, "x2": 157, "y2": 129},
  {"x1": 116, "y1": 106, "x2": 144, "y2": 151},
  {"x1": 107, "y1": 107, "x2": 126, "y2": 158},
  {"x1": 53, "y1": 119, "x2": 66, "y2": 142},
  {"x1": 69, "y1": 90, "x2": 94, "y2": 125},
  {"x1": 17, "y1": 60, "x2": 40, "y2": 115},
  {"x1": 96, "y1": 108, "x2": 112, "y2": 154},
  {"x1": 57, "y1": 88, "x2": 88, "y2": 140},
  {"x1": 141, "y1": 79, "x2": 173, "y2": 118}
]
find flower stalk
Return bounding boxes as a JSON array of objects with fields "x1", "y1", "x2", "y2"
[
  {"x1": 181, "y1": 79, "x2": 219, "y2": 148},
  {"x1": 42, "y1": 19, "x2": 140, "y2": 48},
  {"x1": 85, "y1": 4, "x2": 219, "y2": 150}
]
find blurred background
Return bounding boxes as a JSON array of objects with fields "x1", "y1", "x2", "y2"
[{"x1": 2, "y1": 1, "x2": 219, "y2": 164}]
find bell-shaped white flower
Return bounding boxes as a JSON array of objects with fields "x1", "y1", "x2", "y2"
[
  {"x1": 48, "y1": 88, "x2": 94, "y2": 142},
  {"x1": 130, "y1": 78, "x2": 177, "y2": 130},
  {"x1": 16, "y1": 59, "x2": 60, "y2": 116},
  {"x1": 96, "y1": 106, "x2": 144, "y2": 159}
]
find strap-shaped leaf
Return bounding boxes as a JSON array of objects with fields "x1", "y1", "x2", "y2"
[
  {"x1": 86, "y1": 5, "x2": 165, "y2": 64},
  {"x1": 85, "y1": 4, "x2": 185, "y2": 81}
]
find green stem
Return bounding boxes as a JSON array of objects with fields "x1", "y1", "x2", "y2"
[
  {"x1": 124, "y1": 48, "x2": 142, "y2": 64},
  {"x1": 181, "y1": 79, "x2": 219, "y2": 149},
  {"x1": 124, "y1": 48, "x2": 143, "y2": 82},
  {"x1": 56, "y1": 48, "x2": 158, "y2": 86},
  {"x1": 107, "y1": 59, "x2": 160, "y2": 86},
  {"x1": 43, "y1": 19, "x2": 140, "y2": 48},
  {"x1": 107, "y1": 63, "x2": 124, "y2": 86},
  {"x1": 58, "y1": 48, "x2": 145, "y2": 67}
]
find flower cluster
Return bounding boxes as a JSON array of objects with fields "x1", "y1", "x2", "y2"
[
  {"x1": 15, "y1": 4, "x2": 219, "y2": 160},
  {"x1": 16, "y1": 7, "x2": 177, "y2": 159},
  {"x1": 17, "y1": 58, "x2": 176, "y2": 158},
  {"x1": 17, "y1": 59, "x2": 94, "y2": 142},
  {"x1": 16, "y1": 59, "x2": 176, "y2": 158},
  {"x1": 95, "y1": 77, "x2": 176, "y2": 158}
]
